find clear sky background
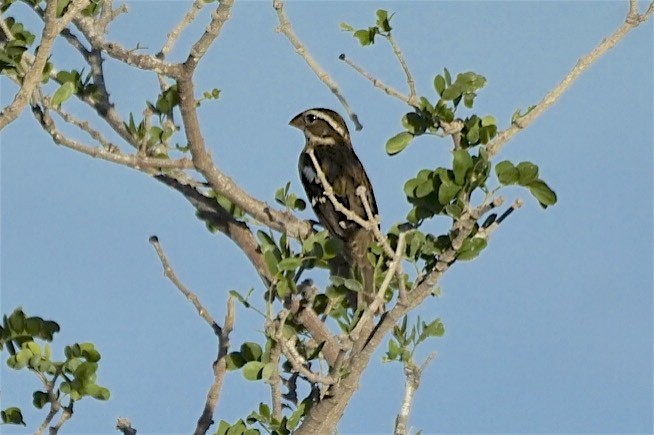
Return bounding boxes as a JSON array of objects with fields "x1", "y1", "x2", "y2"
[{"x1": 1, "y1": 1, "x2": 652, "y2": 434}]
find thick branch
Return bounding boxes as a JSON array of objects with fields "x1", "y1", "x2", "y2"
[
  {"x1": 176, "y1": 77, "x2": 312, "y2": 239},
  {"x1": 154, "y1": 174, "x2": 274, "y2": 287}
]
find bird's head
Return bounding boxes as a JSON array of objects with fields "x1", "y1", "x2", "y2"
[{"x1": 289, "y1": 108, "x2": 351, "y2": 147}]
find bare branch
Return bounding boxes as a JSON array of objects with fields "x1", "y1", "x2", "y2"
[
  {"x1": 268, "y1": 342, "x2": 284, "y2": 421},
  {"x1": 49, "y1": 400, "x2": 73, "y2": 434},
  {"x1": 161, "y1": 0, "x2": 206, "y2": 58},
  {"x1": 149, "y1": 235, "x2": 236, "y2": 434},
  {"x1": 273, "y1": 0, "x2": 362, "y2": 130},
  {"x1": 185, "y1": 0, "x2": 234, "y2": 72},
  {"x1": 149, "y1": 235, "x2": 222, "y2": 335},
  {"x1": 195, "y1": 296, "x2": 235, "y2": 435},
  {"x1": 355, "y1": 185, "x2": 394, "y2": 258},
  {"x1": 339, "y1": 53, "x2": 412, "y2": 105},
  {"x1": 487, "y1": 6, "x2": 653, "y2": 157},
  {"x1": 34, "y1": 375, "x2": 60, "y2": 435},
  {"x1": 115, "y1": 418, "x2": 137, "y2": 435},
  {"x1": 385, "y1": 33, "x2": 417, "y2": 105},
  {"x1": 73, "y1": 16, "x2": 179, "y2": 77},
  {"x1": 394, "y1": 353, "x2": 437, "y2": 435}
]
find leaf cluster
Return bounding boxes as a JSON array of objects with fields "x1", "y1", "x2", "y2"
[
  {"x1": 0, "y1": 308, "x2": 109, "y2": 427},
  {"x1": 340, "y1": 10, "x2": 393, "y2": 46},
  {"x1": 384, "y1": 315, "x2": 444, "y2": 363}
]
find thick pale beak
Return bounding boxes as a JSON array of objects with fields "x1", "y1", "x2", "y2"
[{"x1": 289, "y1": 113, "x2": 304, "y2": 129}]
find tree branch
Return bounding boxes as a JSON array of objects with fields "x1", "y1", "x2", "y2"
[
  {"x1": 273, "y1": 0, "x2": 362, "y2": 130},
  {"x1": 176, "y1": 76, "x2": 312, "y2": 240},
  {"x1": 0, "y1": 0, "x2": 88, "y2": 130},
  {"x1": 339, "y1": 53, "x2": 412, "y2": 105},
  {"x1": 154, "y1": 174, "x2": 274, "y2": 287},
  {"x1": 394, "y1": 352, "x2": 436, "y2": 435},
  {"x1": 487, "y1": 3, "x2": 653, "y2": 157},
  {"x1": 195, "y1": 296, "x2": 235, "y2": 435}
]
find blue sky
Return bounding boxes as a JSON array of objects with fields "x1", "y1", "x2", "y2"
[{"x1": 1, "y1": 1, "x2": 652, "y2": 434}]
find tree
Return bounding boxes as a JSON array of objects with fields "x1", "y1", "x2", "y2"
[{"x1": 1, "y1": 1, "x2": 652, "y2": 433}]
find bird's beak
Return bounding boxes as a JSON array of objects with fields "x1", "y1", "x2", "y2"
[{"x1": 289, "y1": 113, "x2": 303, "y2": 129}]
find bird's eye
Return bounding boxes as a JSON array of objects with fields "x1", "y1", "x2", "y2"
[{"x1": 305, "y1": 114, "x2": 317, "y2": 123}]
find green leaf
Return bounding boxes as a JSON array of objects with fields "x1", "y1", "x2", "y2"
[
  {"x1": 226, "y1": 351, "x2": 246, "y2": 370},
  {"x1": 415, "y1": 180, "x2": 435, "y2": 198},
  {"x1": 495, "y1": 160, "x2": 519, "y2": 185},
  {"x1": 481, "y1": 115, "x2": 496, "y2": 127},
  {"x1": 376, "y1": 9, "x2": 392, "y2": 32},
  {"x1": 402, "y1": 112, "x2": 427, "y2": 135},
  {"x1": 528, "y1": 179, "x2": 557, "y2": 208},
  {"x1": 51, "y1": 81, "x2": 75, "y2": 106},
  {"x1": 1, "y1": 407, "x2": 25, "y2": 426},
  {"x1": 386, "y1": 131, "x2": 413, "y2": 155},
  {"x1": 441, "y1": 84, "x2": 462, "y2": 101},
  {"x1": 242, "y1": 361, "x2": 265, "y2": 381},
  {"x1": 261, "y1": 362, "x2": 276, "y2": 381},
  {"x1": 517, "y1": 161, "x2": 539, "y2": 185},
  {"x1": 263, "y1": 250, "x2": 279, "y2": 274},
  {"x1": 452, "y1": 149, "x2": 473, "y2": 186},
  {"x1": 240, "y1": 342, "x2": 263, "y2": 362},
  {"x1": 437, "y1": 182, "x2": 461, "y2": 205},
  {"x1": 443, "y1": 68, "x2": 452, "y2": 86},
  {"x1": 33, "y1": 391, "x2": 49, "y2": 409},
  {"x1": 422, "y1": 318, "x2": 445, "y2": 338},
  {"x1": 457, "y1": 237, "x2": 487, "y2": 261},
  {"x1": 353, "y1": 29, "x2": 373, "y2": 46},
  {"x1": 434, "y1": 75, "x2": 446, "y2": 96},
  {"x1": 277, "y1": 256, "x2": 303, "y2": 272},
  {"x1": 340, "y1": 22, "x2": 354, "y2": 32}
]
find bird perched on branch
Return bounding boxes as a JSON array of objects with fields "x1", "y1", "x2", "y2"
[{"x1": 289, "y1": 108, "x2": 378, "y2": 309}]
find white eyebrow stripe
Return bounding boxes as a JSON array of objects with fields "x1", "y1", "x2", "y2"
[{"x1": 306, "y1": 109, "x2": 348, "y2": 140}]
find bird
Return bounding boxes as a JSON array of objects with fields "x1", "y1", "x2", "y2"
[{"x1": 289, "y1": 108, "x2": 378, "y2": 309}]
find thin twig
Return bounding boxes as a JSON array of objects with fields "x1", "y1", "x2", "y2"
[
  {"x1": 268, "y1": 342, "x2": 284, "y2": 421},
  {"x1": 149, "y1": 236, "x2": 222, "y2": 335},
  {"x1": 49, "y1": 400, "x2": 73, "y2": 434},
  {"x1": 385, "y1": 33, "x2": 417, "y2": 105},
  {"x1": 486, "y1": 4, "x2": 653, "y2": 157},
  {"x1": 273, "y1": 310, "x2": 338, "y2": 385},
  {"x1": 160, "y1": 0, "x2": 206, "y2": 58},
  {"x1": 339, "y1": 53, "x2": 412, "y2": 105},
  {"x1": 394, "y1": 352, "x2": 437, "y2": 435},
  {"x1": 185, "y1": 0, "x2": 234, "y2": 72},
  {"x1": 34, "y1": 375, "x2": 60, "y2": 435},
  {"x1": 273, "y1": 0, "x2": 362, "y2": 130},
  {"x1": 306, "y1": 148, "x2": 372, "y2": 231},
  {"x1": 115, "y1": 418, "x2": 137, "y2": 435},
  {"x1": 30, "y1": 104, "x2": 193, "y2": 171},
  {"x1": 355, "y1": 186, "x2": 394, "y2": 258},
  {"x1": 194, "y1": 296, "x2": 235, "y2": 435},
  {"x1": 351, "y1": 231, "x2": 406, "y2": 345}
]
